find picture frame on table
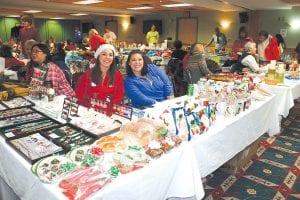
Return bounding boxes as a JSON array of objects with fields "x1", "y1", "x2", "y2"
[
  {"x1": 6, "y1": 132, "x2": 65, "y2": 164},
  {"x1": 40, "y1": 123, "x2": 97, "y2": 151},
  {"x1": 0, "y1": 96, "x2": 35, "y2": 109}
]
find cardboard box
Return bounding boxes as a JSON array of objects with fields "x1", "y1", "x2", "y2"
[{"x1": 220, "y1": 138, "x2": 261, "y2": 174}]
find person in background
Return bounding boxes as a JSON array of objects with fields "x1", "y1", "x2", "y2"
[
  {"x1": 75, "y1": 44, "x2": 124, "y2": 107},
  {"x1": 0, "y1": 45, "x2": 25, "y2": 69},
  {"x1": 275, "y1": 34, "x2": 286, "y2": 56},
  {"x1": 232, "y1": 26, "x2": 254, "y2": 60},
  {"x1": 24, "y1": 39, "x2": 38, "y2": 83},
  {"x1": 257, "y1": 30, "x2": 280, "y2": 63},
  {"x1": 205, "y1": 27, "x2": 227, "y2": 53},
  {"x1": 146, "y1": 24, "x2": 160, "y2": 45},
  {"x1": 29, "y1": 43, "x2": 75, "y2": 97},
  {"x1": 231, "y1": 42, "x2": 261, "y2": 74},
  {"x1": 64, "y1": 39, "x2": 77, "y2": 51},
  {"x1": 52, "y1": 42, "x2": 68, "y2": 71},
  {"x1": 295, "y1": 42, "x2": 300, "y2": 63},
  {"x1": 186, "y1": 43, "x2": 212, "y2": 84},
  {"x1": 103, "y1": 27, "x2": 117, "y2": 44},
  {"x1": 7, "y1": 37, "x2": 20, "y2": 56},
  {"x1": 171, "y1": 40, "x2": 187, "y2": 61},
  {"x1": 19, "y1": 14, "x2": 40, "y2": 58},
  {"x1": 125, "y1": 50, "x2": 174, "y2": 108},
  {"x1": 81, "y1": 37, "x2": 90, "y2": 51},
  {"x1": 74, "y1": 26, "x2": 83, "y2": 49},
  {"x1": 88, "y1": 29, "x2": 106, "y2": 53}
]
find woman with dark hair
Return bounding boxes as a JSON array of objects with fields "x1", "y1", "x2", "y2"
[
  {"x1": 275, "y1": 34, "x2": 286, "y2": 55},
  {"x1": 29, "y1": 43, "x2": 74, "y2": 97},
  {"x1": 0, "y1": 45, "x2": 25, "y2": 69},
  {"x1": 232, "y1": 26, "x2": 254, "y2": 60},
  {"x1": 52, "y1": 42, "x2": 68, "y2": 71},
  {"x1": 75, "y1": 44, "x2": 124, "y2": 107},
  {"x1": 124, "y1": 50, "x2": 174, "y2": 108},
  {"x1": 171, "y1": 40, "x2": 187, "y2": 61}
]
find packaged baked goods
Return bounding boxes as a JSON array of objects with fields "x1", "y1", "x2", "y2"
[
  {"x1": 93, "y1": 134, "x2": 127, "y2": 153},
  {"x1": 145, "y1": 140, "x2": 163, "y2": 158}
]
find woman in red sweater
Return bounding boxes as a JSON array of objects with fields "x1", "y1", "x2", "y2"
[
  {"x1": 257, "y1": 30, "x2": 280, "y2": 63},
  {"x1": 75, "y1": 44, "x2": 124, "y2": 107}
]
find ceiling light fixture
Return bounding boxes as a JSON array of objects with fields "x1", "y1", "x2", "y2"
[
  {"x1": 23, "y1": 10, "x2": 42, "y2": 13},
  {"x1": 6, "y1": 15, "x2": 20, "y2": 18},
  {"x1": 161, "y1": 3, "x2": 193, "y2": 8},
  {"x1": 127, "y1": 6, "x2": 153, "y2": 10},
  {"x1": 73, "y1": 0, "x2": 103, "y2": 5},
  {"x1": 51, "y1": 17, "x2": 65, "y2": 20},
  {"x1": 70, "y1": 13, "x2": 88, "y2": 16}
]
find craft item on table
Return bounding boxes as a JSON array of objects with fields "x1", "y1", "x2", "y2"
[
  {"x1": 194, "y1": 110, "x2": 210, "y2": 133},
  {"x1": 144, "y1": 140, "x2": 163, "y2": 158},
  {"x1": 90, "y1": 97, "x2": 112, "y2": 116},
  {"x1": 0, "y1": 112, "x2": 46, "y2": 128},
  {"x1": 42, "y1": 125, "x2": 96, "y2": 150},
  {"x1": 71, "y1": 112, "x2": 122, "y2": 137},
  {"x1": 185, "y1": 112, "x2": 201, "y2": 140},
  {"x1": 61, "y1": 97, "x2": 79, "y2": 121},
  {"x1": 0, "y1": 107, "x2": 34, "y2": 119},
  {"x1": 0, "y1": 119, "x2": 60, "y2": 139},
  {"x1": 8, "y1": 133, "x2": 63, "y2": 163},
  {"x1": 113, "y1": 145, "x2": 150, "y2": 174},
  {"x1": 207, "y1": 103, "x2": 216, "y2": 125},
  {"x1": 163, "y1": 134, "x2": 182, "y2": 146},
  {"x1": 119, "y1": 118, "x2": 168, "y2": 147},
  {"x1": 67, "y1": 146, "x2": 104, "y2": 166},
  {"x1": 109, "y1": 166, "x2": 120, "y2": 177},
  {"x1": 1, "y1": 96, "x2": 34, "y2": 108},
  {"x1": 113, "y1": 103, "x2": 133, "y2": 120},
  {"x1": 93, "y1": 134, "x2": 127, "y2": 153},
  {"x1": 32, "y1": 155, "x2": 74, "y2": 183},
  {"x1": 171, "y1": 107, "x2": 189, "y2": 141},
  {"x1": 59, "y1": 166, "x2": 111, "y2": 200}
]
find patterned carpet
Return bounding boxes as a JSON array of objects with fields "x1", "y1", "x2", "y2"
[{"x1": 203, "y1": 113, "x2": 300, "y2": 200}]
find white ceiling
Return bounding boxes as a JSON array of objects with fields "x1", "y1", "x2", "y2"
[{"x1": 0, "y1": 0, "x2": 299, "y2": 19}]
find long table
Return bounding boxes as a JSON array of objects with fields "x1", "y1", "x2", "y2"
[
  {"x1": 259, "y1": 79, "x2": 300, "y2": 117},
  {"x1": 0, "y1": 85, "x2": 291, "y2": 199}
]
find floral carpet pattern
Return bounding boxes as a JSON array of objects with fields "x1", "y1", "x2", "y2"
[{"x1": 204, "y1": 115, "x2": 300, "y2": 200}]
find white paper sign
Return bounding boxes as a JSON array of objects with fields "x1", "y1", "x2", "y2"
[{"x1": 280, "y1": 29, "x2": 287, "y2": 37}]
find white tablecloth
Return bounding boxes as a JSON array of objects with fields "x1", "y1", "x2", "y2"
[
  {"x1": 0, "y1": 137, "x2": 204, "y2": 200},
  {"x1": 260, "y1": 79, "x2": 300, "y2": 117},
  {"x1": 190, "y1": 96, "x2": 280, "y2": 177}
]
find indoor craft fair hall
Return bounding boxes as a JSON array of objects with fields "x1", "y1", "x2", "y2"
[{"x1": 0, "y1": 0, "x2": 300, "y2": 200}]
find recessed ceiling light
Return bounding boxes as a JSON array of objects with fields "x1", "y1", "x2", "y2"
[
  {"x1": 51, "y1": 17, "x2": 65, "y2": 20},
  {"x1": 70, "y1": 13, "x2": 88, "y2": 16},
  {"x1": 23, "y1": 10, "x2": 42, "y2": 13},
  {"x1": 161, "y1": 3, "x2": 193, "y2": 8},
  {"x1": 127, "y1": 6, "x2": 153, "y2": 10},
  {"x1": 73, "y1": 0, "x2": 103, "y2": 5},
  {"x1": 7, "y1": 15, "x2": 20, "y2": 18}
]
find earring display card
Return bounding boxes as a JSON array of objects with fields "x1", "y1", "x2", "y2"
[
  {"x1": 41, "y1": 124, "x2": 96, "y2": 150},
  {"x1": 1, "y1": 97, "x2": 34, "y2": 108},
  {"x1": 7, "y1": 132, "x2": 64, "y2": 164},
  {"x1": 70, "y1": 97, "x2": 79, "y2": 116},
  {"x1": 0, "y1": 107, "x2": 34, "y2": 119},
  {"x1": 0, "y1": 112, "x2": 46, "y2": 128},
  {"x1": 113, "y1": 104, "x2": 133, "y2": 120},
  {"x1": 0, "y1": 119, "x2": 61, "y2": 139},
  {"x1": 61, "y1": 98, "x2": 71, "y2": 121}
]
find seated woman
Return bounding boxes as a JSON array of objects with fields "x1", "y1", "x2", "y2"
[
  {"x1": 0, "y1": 45, "x2": 25, "y2": 69},
  {"x1": 186, "y1": 43, "x2": 212, "y2": 84},
  {"x1": 124, "y1": 50, "x2": 174, "y2": 108},
  {"x1": 75, "y1": 44, "x2": 124, "y2": 107},
  {"x1": 231, "y1": 42, "x2": 261, "y2": 74},
  {"x1": 29, "y1": 43, "x2": 75, "y2": 97}
]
